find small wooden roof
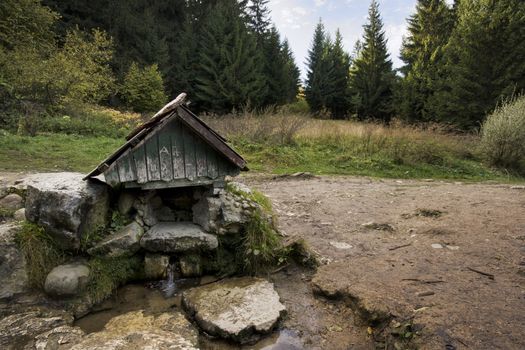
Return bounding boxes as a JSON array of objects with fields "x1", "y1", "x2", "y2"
[{"x1": 84, "y1": 93, "x2": 248, "y2": 184}]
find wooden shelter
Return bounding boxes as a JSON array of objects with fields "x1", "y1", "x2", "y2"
[{"x1": 84, "y1": 93, "x2": 247, "y2": 189}]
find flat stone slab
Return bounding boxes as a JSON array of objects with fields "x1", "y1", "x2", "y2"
[
  {"x1": 88, "y1": 222, "x2": 143, "y2": 257},
  {"x1": 68, "y1": 310, "x2": 198, "y2": 350},
  {"x1": 140, "y1": 222, "x2": 218, "y2": 253},
  {"x1": 182, "y1": 277, "x2": 286, "y2": 344}
]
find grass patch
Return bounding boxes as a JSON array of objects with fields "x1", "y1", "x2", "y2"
[
  {"x1": 0, "y1": 114, "x2": 523, "y2": 182},
  {"x1": 0, "y1": 131, "x2": 121, "y2": 172},
  {"x1": 86, "y1": 255, "x2": 143, "y2": 304},
  {"x1": 241, "y1": 211, "x2": 283, "y2": 275},
  {"x1": 15, "y1": 223, "x2": 66, "y2": 288}
]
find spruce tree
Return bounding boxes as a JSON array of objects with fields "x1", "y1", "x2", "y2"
[
  {"x1": 349, "y1": 0, "x2": 396, "y2": 122},
  {"x1": 262, "y1": 26, "x2": 288, "y2": 106},
  {"x1": 326, "y1": 30, "x2": 351, "y2": 119},
  {"x1": 282, "y1": 39, "x2": 301, "y2": 103},
  {"x1": 429, "y1": 0, "x2": 525, "y2": 128},
  {"x1": 305, "y1": 20, "x2": 333, "y2": 114},
  {"x1": 193, "y1": 0, "x2": 265, "y2": 113},
  {"x1": 398, "y1": 0, "x2": 454, "y2": 122}
]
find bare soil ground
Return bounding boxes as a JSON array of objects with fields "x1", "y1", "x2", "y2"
[{"x1": 244, "y1": 175, "x2": 525, "y2": 350}]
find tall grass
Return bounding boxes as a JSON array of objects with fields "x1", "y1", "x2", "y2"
[{"x1": 203, "y1": 110, "x2": 512, "y2": 180}]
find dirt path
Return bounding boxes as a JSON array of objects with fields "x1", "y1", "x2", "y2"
[{"x1": 244, "y1": 175, "x2": 525, "y2": 349}]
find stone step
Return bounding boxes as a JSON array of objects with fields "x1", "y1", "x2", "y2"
[{"x1": 140, "y1": 222, "x2": 218, "y2": 254}]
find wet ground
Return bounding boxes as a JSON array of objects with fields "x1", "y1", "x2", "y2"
[{"x1": 244, "y1": 174, "x2": 525, "y2": 349}]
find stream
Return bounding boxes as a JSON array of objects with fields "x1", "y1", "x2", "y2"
[{"x1": 74, "y1": 277, "x2": 304, "y2": 350}]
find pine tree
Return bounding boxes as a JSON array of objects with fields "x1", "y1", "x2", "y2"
[
  {"x1": 193, "y1": 0, "x2": 265, "y2": 113},
  {"x1": 245, "y1": 0, "x2": 271, "y2": 40},
  {"x1": 262, "y1": 26, "x2": 288, "y2": 106},
  {"x1": 429, "y1": 0, "x2": 525, "y2": 128},
  {"x1": 282, "y1": 39, "x2": 301, "y2": 103},
  {"x1": 398, "y1": 0, "x2": 454, "y2": 122},
  {"x1": 349, "y1": 0, "x2": 396, "y2": 122},
  {"x1": 326, "y1": 30, "x2": 351, "y2": 119},
  {"x1": 305, "y1": 20, "x2": 334, "y2": 114}
]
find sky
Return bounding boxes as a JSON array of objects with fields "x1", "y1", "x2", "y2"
[{"x1": 267, "y1": 0, "x2": 453, "y2": 80}]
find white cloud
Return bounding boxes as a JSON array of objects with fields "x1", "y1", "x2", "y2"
[
  {"x1": 314, "y1": 0, "x2": 328, "y2": 6},
  {"x1": 385, "y1": 23, "x2": 408, "y2": 68}
]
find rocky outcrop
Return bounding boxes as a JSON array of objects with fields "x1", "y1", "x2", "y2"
[
  {"x1": 87, "y1": 222, "x2": 144, "y2": 257},
  {"x1": 0, "y1": 193, "x2": 23, "y2": 211},
  {"x1": 24, "y1": 173, "x2": 109, "y2": 250},
  {"x1": 0, "y1": 308, "x2": 73, "y2": 349},
  {"x1": 31, "y1": 325, "x2": 85, "y2": 350},
  {"x1": 69, "y1": 310, "x2": 198, "y2": 350},
  {"x1": 192, "y1": 189, "x2": 258, "y2": 235},
  {"x1": 0, "y1": 223, "x2": 28, "y2": 300},
  {"x1": 140, "y1": 222, "x2": 218, "y2": 253},
  {"x1": 182, "y1": 277, "x2": 286, "y2": 344},
  {"x1": 44, "y1": 263, "x2": 90, "y2": 297}
]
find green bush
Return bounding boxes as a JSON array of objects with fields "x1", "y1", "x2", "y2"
[
  {"x1": 121, "y1": 62, "x2": 168, "y2": 112},
  {"x1": 15, "y1": 223, "x2": 66, "y2": 288},
  {"x1": 480, "y1": 96, "x2": 525, "y2": 172},
  {"x1": 36, "y1": 105, "x2": 142, "y2": 138}
]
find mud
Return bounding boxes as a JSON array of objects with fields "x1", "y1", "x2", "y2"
[{"x1": 244, "y1": 175, "x2": 525, "y2": 349}]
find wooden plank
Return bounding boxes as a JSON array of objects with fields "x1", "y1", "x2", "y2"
[
  {"x1": 104, "y1": 163, "x2": 120, "y2": 186},
  {"x1": 133, "y1": 145, "x2": 148, "y2": 184},
  {"x1": 177, "y1": 106, "x2": 247, "y2": 170},
  {"x1": 169, "y1": 119, "x2": 185, "y2": 179},
  {"x1": 84, "y1": 128, "x2": 148, "y2": 180},
  {"x1": 195, "y1": 137, "x2": 207, "y2": 177},
  {"x1": 158, "y1": 128, "x2": 173, "y2": 181},
  {"x1": 124, "y1": 177, "x2": 215, "y2": 190},
  {"x1": 183, "y1": 127, "x2": 196, "y2": 181},
  {"x1": 145, "y1": 134, "x2": 161, "y2": 181},
  {"x1": 117, "y1": 153, "x2": 136, "y2": 182},
  {"x1": 126, "y1": 93, "x2": 187, "y2": 140},
  {"x1": 207, "y1": 148, "x2": 219, "y2": 179}
]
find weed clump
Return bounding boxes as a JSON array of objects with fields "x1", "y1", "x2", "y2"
[
  {"x1": 86, "y1": 255, "x2": 143, "y2": 304},
  {"x1": 15, "y1": 223, "x2": 66, "y2": 288},
  {"x1": 480, "y1": 95, "x2": 525, "y2": 173},
  {"x1": 225, "y1": 183, "x2": 286, "y2": 275}
]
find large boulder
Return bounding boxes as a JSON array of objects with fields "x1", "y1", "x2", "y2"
[
  {"x1": 0, "y1": 223, "x2": 28, "y2": 300},
  {"x1": 24, "y1": 173, "x2": 109, "y2": 250},
  {"x1": 44, "y1": 263, "x2": 90, "y2": 297},
  {"x1": 68, "y1": 310, "x2": 199, "y2": 350},
  {"x1": 140, "y1": 222, "x2": 218, "y2": 253},
  {"x1": 0, "y1": 308, "x2": 73, "y2": 349},
  {"x1": 182, "y1": 277, "x2": 286, "y2": 344},
  {"x1": 0, "y1": 193, "x2": 23, "y2": 211},
  {"x1": 87, "y1": 222, "x2": 144, "y2": 257},
  {"x1": 192, "y1": 189, "x2": 257, "y2": 235}
]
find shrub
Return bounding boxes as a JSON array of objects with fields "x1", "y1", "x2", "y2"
[
  {"x1": 38, "y1": 106, "x2": 142, "y2": 138},
  {"x1": 15, "y1": 223, "x2": 66, "y2": 288},
  {"x1": 121, "y1": 62, "x2": 168, "y2": 112},
  {"x1": 480, "y1": 96, "x2": 525, "y2": 172}
]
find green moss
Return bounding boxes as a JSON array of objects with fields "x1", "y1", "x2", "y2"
[
  {"x1": 15, "y1": 223, "x2": 66, "y2": 288},
  {"x1": 86, "y1": 255, "x2": 144, "y2": 304}
]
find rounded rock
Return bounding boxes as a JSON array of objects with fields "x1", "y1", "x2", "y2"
[{"x1": 44, "y1": 264, "x2": 90, "y2": 297}]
